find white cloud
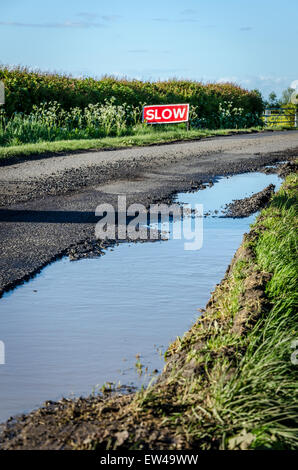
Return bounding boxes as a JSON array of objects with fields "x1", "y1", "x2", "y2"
[
  {"x1": 0, "y1": 20, "x2": 106, "y2": 28},
  {"x1": 152, "y1": 18, "x2": 170, "y2": 22},
  {"x1": 217, "y1": 77, "x2": 238, "y2": 83},
  {"x1": 217, "y1": 75, "x2": 295, "y2": 98},
  {"x1": 180, "y1": 9, "x2": 197, "y2": 16},
  {"x1": 0, "y1": 14, "x2": 121, "y2": 30},
  {"x1": 128, "y1": 49, "x2": 149, "y2": 53}
]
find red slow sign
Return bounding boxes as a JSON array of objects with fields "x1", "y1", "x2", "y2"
[{"x1": 143, "y1": 104, "x2": 189, "y2": 124}]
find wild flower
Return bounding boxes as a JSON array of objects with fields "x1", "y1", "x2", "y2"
[{"x1": 0, "y1": 97, "x2": 263, "y2": 147}]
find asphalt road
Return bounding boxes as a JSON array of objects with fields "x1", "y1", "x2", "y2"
[{"x1": 0, "y1": 130, "x2": 298, "y2": 296}]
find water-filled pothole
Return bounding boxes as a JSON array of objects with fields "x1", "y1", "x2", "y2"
[{"x1": 0, "y1": 171, "x2": 282, "y2": 422}]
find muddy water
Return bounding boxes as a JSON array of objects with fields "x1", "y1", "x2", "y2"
[{"x1": 0, "y1": 172, "x2": 282, "y2": 422}]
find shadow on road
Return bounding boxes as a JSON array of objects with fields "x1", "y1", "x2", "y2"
[{"x1": 0, "y1": 209, "x2": 100, "y2": 224}]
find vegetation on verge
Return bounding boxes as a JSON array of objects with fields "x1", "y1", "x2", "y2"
[
  {"x1": 0, "y1": 66, "x2": 263, "y2": 118},
  {"x1": 134, "y1": 172, "x2": 298, "y2": 450},
  {"x1": 0, "y1": 67, "x2": 264, "y2": 149},
  {"x1": 0, "y1": 126, "x2": 266, "y2": 161},
  {"x1": 0, "y1": 97, "x2": 263, "y2": 148}
]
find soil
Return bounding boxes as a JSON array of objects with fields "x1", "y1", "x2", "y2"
[{"x1": 223, "y1": 184, "x2": 275, "y2": 217}]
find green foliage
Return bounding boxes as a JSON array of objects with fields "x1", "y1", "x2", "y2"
[
  {"x1": 0, "y1": 99, "x2": 142, "y2": 145},
  {"x1": 267, "y1": 91, "x2": 279, "y2": 108},
  {"x1": 0, "y1": 97, "x2": 263, "y2": 147},
  {"x1": 209, "y1": 175, "x2": 298, "y2": 449},
  {"x1": 0, "y1": 67, "x2": 264, "y2": 146},
  {"x1": 0, "y1": 66, "x2": 264, "y2": 119},
  {"x1": 0, "y1": 127, "x2": 264, "y2": 161},
  {"x1": 136, "y1": 173, "x2": 298, "y2": 450}
]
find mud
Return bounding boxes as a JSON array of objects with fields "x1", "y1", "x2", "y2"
[
  {"x1": 222, "y1": 160, "x2": 298, "y2": 218},
  {"x1": 223, "y1": 184, "x2": 275, "y2": 218}
]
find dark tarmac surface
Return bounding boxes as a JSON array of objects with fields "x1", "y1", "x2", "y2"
[{"x1": 0, "y1": 131, "x2": 297, "y2": 296}]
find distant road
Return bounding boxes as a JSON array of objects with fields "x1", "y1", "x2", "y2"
[
  {"x1": 0, "y1": 130, "x2": 297, "y2": 295},
  {"x1": 1, "y1": 131, "x2": 298, "y2": 207}
]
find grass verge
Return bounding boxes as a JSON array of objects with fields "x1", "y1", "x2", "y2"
[
  {"x1": 0, "y1": 126, "x2": 294, "y2": 163},
  {"x1": 134, "y1": 172, "x2": 298, "y2": 450}
]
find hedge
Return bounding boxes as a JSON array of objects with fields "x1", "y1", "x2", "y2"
[{"x1": 0, "y1": 66, "x2": 264, "y2": 118}]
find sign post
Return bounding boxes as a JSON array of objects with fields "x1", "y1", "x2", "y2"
[{"x1": 143, "y1": 104, "x2": 189, "y2": 128}]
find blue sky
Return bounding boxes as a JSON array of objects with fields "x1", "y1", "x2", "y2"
[{"x1": 1, "y1": 0, "x2": 297, "y2": 98}]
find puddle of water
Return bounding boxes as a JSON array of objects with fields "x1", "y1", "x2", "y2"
[
  {"x1": 176, "y1": 172, "x2": 281, "y2": 214},
  {"x1": 0, "y1": 172, "x2": 282, "y2": 422}
]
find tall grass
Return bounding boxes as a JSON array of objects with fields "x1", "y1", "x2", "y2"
[
  {"x1": 222, "y1": 179, "x2": 298, "y2": 449},
  {"x1": 136, "y1": 174, "x2": 298, "y2": 450},
  {"x1": 0, "y1": 127, "x2": 264, "y2": 161},
  {"x1": 0, "y1": 100, "x2": 141, "y2": 145},
  {"x1": 0, "y1": 99, "x2": 262, "y2": 147},
  {"x1": 202, "y1": 175, "x2": 298, "y2": 449}
]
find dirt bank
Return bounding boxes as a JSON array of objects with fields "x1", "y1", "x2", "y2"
[{"x1": 223, "y1": 184, "x2": 275, "y2": 217}]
